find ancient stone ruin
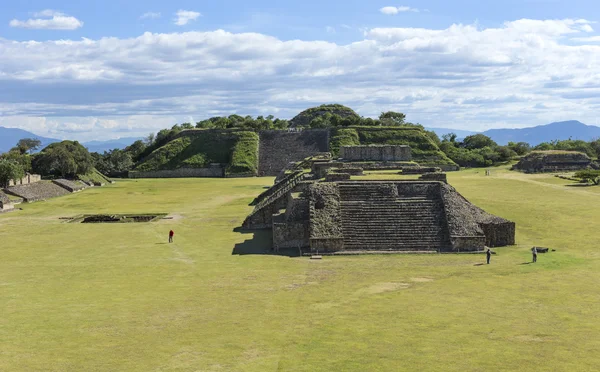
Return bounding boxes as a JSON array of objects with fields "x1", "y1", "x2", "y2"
[
  {"x1": 243, "y1": 157, "x2": 515, "y2": 254},
  {"x1": 513, "y1": 151, "x2": 592, "y2": 173},
  {"x1": 4, "y1": 179, "x2": 90, "y2": 203},
  {"x1": 0, "y1": 191, "x2": 14, "y2": 213}
]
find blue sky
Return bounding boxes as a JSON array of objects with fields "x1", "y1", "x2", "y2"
[{"x1": 1, "y1": 0, "x2": 599, "y2": 140}]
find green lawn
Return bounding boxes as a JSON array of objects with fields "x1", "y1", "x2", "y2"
[{"x1": 2, "y1": 169, "x2": 600, "y2": 371}]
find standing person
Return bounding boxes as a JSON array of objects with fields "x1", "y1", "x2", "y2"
[
  {"x1": 169, "y1": 229, "x2": 174, "y2": 243},
  {"x1": 532, "y1": 247, "x2": 537, "y2": 263},
  {"x1": 486, "y1": 248, "x2": 492, "y2": 265}
]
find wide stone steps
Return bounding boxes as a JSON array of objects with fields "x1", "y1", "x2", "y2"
[{"x1": 339, "y1": 192, "x2": 450, "y2": 251}]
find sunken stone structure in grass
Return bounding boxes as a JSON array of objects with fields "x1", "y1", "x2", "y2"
[
  {"x1": 243, "y1": 156, "x2": 515, "y2": 254},
  {"x1": 512, "y1": 151, "x2": 592, "y2": 173}
]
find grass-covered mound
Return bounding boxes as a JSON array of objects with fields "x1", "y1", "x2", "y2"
[
  {"x1": 78, "y1": 168, "x2": 112, "y2": 185},
  {"x1": 289, "y1": 104, "x2": 360, "y2": 128},
  {"x1": 331, "y1": 127, "x2": 456, "y2": 166},
  {"x1": 135, "y1": 130, "x2": 259, "y2": 176}
]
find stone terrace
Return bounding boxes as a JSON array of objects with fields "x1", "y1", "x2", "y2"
[
  {"x1": 5, "y1": 181, "x2": 73, "y2": 202},
  {"x1": 52, "y1": 179, "x2": 87, "y2": 192}
]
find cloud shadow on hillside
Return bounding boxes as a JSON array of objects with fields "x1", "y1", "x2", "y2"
[{"x1": 232, "y1": 227, "x2": 301, "y2": 257}]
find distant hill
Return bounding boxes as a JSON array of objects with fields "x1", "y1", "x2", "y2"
[
  {"x1": 83, "y1": 137, "x2": 142, "y2": 153},
  {"x1": 0, "y1": 126, "x2": 59, "y2": 153},
  {"x1": 482, "y1": 121, "x2": 600, "y2": 145},
  {"x1": 0, "y1": 126, "x2": 140, "y2": 154}
]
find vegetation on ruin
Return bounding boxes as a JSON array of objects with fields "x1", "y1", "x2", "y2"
[
  {"x1": 289, "y1": 104, "x2": 360, "y2": 128},
  {"x1": 533, "y1": 138, "x2": 599, "y2": 158},
  {"x1": 226, "y1": 132, "x2": 260, "y2": 175},
  {"x1": 349, "y1": 127, "x2": 456, "y2": 165},
  {"x1": 77, "y1": 168, "x2": 112, "y2": 185},
  {"x1": 135, "y1": 130, "x2": 259, "y2": 175},
  {"x1": 2, "y1": 168, "x2": 600, "y2": 371}
]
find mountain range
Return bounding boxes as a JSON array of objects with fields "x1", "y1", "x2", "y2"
[
  {"x1": 427, "y1": 120, "x2": 600, "y2": 145},
  {"x1": 0, "y1": 126, "x2": 142, "y2": 154},
  {"x1": 2, "y1": 120, "x2": 599, "y2": 154}
]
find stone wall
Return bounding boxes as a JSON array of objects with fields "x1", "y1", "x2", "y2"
[
  {"x1": 419, "y1": 172, "x2": 447, "y2": 183},
  {"x1": 480, "y1": 222, "x2": 516, "y2": 247},
  {"x1": 308, "y1": 183, "x2": 344, "y2": 252},
  {"x1": 129, "y1": 167, "x2": 224, "y2": 178},
  {"x1": 258, "y1": 130, "x2": 330, "y2": 176},
  {"x1": 8, "y1": 173, "x2": 41, "y2": 187},
  {"x1": 325, "y1": 173, "x2": 351, "y2": 182},
  {"x1": 402, "y1": 167, "x2": 442, "y2": 175},
  {"x1": 340, "y1": 145, "x2": 411, "y2": 162},
  {"x1": 0, "y1": 191, "x2": 14, "y2": 212},
  {"x1": 272, "y1": 194, "x2": 310, "y2": 250}
]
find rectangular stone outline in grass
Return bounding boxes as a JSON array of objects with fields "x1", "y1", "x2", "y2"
[{"x1": 67, "y1": 213, "x2": 168, "y2": 223}]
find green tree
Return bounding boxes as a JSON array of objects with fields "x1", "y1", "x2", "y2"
[
  {"x1": 590, "y1": 138, "x2": 600, "y2": 158},
  {"x1": 462, "y1": 134, "x2": 497, "y2": 150},
  {"x1": 442, "y1": 133, "x2": 458, "y2": 143},
  {"x1": 0, "y1": 159, "x2": 25, "y2": 188},
  {"x1": 574, "y1": 170, "x2": 600, "y2": 185},
  {"x1": 32, "y1": 141, "x2": 93, "y2": 178},
  {"x1": 507, "y1": 141, "x2": 531, "y2": 156},
  {"x1": 16, "y1": 138, "x2": 42, "y2": 154},
  {"x1": 95, "y1": 149, "x2": 134, "y2": 176},
  {"x1": 379, "y1": 111, "x2": 406, "y2": 126}
]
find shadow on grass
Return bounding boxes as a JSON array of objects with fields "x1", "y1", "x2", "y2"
[
  {"x1": 232, "y1": 227, "x2": 301, "y2": 257},
  {"x1": 520, "y1": 262, "x2": 533, "y2": 265},
  {"x1": 566, "y1": 184, "x2": 597, "y2": 188}
]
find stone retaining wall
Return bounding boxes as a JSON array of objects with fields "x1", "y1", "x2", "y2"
[
  {"x1": 258, "y1": 130, "x2": 330, "y2": 176},
  {"x1": 419, "y1": 172, "x2": 448, "y2": 183},
  {"x1": 340, "y1": 145, "x2": 411, "y2": 162},
  {"x1": 129, "y1": 167, "x2": 224, "y2": 178}
]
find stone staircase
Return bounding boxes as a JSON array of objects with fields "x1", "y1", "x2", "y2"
[
  {"x1": 243, "y1": 171, "x2": 306, "y2": 229},
  {"x1": 338, "y1": 184, "x2": 450, "y2": 251},
  {"x1": 251, "y1": 170, "x2": 303, "y2": 206}
]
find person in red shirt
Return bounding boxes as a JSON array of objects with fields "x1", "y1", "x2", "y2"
[{"x1": 169, "y1": 230, "x2": 174, "y2": 243}]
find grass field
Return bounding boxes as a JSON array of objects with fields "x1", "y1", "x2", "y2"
[{"x1": 1, "y1": 167, "x2": 600, "y2": 371}]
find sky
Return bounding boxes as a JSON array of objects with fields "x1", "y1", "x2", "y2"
[{"x1": 1, "y1": 0, "x2": 600, "y2": 141}]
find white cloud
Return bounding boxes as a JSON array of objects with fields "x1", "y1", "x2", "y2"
[
  {"x1": 380, "y1": 6, "x2": 420, "y2": 15},
  {"x1": 572, "y1": 36, "x2": 600, "y2": 42},
  {"x1": 1, "y1": 18, "x2": 600, "y2": 139},
  {"x1": 174, "y1": 10, "x2": 201, "y2": 26},
  {"x1": 326, "y1": 26, "x2": 336, "y2": 34},
  {"x1": 140, "y1": 12, "x2": 161, "y2": 20},
  {"x1": 9, "y1": 10, "x2": 83, "y2": 30}
]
